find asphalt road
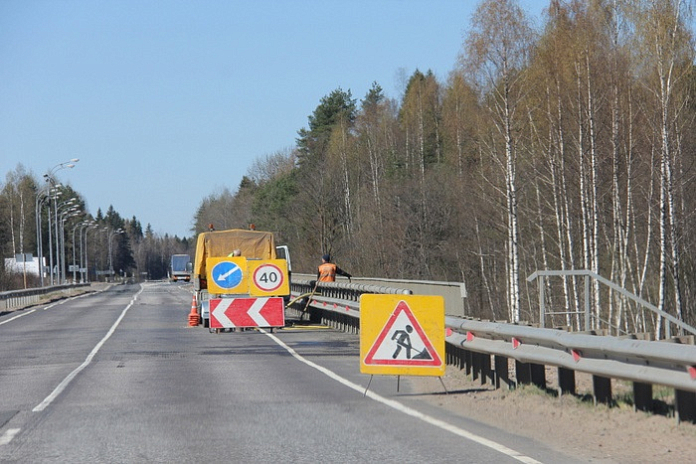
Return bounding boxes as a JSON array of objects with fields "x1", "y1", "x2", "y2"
[{"x1": 0, "y1": 282, "x2": 580, "y2": 463}]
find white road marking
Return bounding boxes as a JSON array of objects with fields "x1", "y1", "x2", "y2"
[
  {"x1": 0, "y1": 428, "x2": 20, "y2": 446},
  {"x1": 32, "y1": 286, "x2": 144, "y2": 412},
  {"x1": 0, "y1": 289, "x2": 105, "y2": 324},
  {"x1": 262, "y1": 329, "x2": 542, "y2": 464},
  {"x1": 0, "y1": 309, "x2": 37, "y2": 326}
]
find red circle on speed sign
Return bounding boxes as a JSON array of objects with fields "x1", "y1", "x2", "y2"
[{"x1": 253, "y1": 264, "x2": 284, "y2": 292}]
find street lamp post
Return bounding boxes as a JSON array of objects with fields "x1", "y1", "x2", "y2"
[
  {"x1": 74, "y1": 220, "x2": 94, "y2": 283},
  {"x1": 54, "y1": 199, "x2": 78, "y2": 284},
  {"x1": 60, "y1": 208, "x2": 81, "y2": 284},
  {"x1": 45, "y1": 188, "x2": 63, "y2": 286},
  {"x1": 42, "y1": 158, "x2": 79, "y2": 285},
  {"x1": 34, "y1": 187, "x2": 52, "y2": 286},
  {"x1": 84, "y1": 223, "x2": 99, "y2": 283},
  {"x1": 107, "y1": 228, "x2": 124, "y2": 282}
]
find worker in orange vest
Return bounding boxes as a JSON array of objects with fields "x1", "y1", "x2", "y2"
[{"x1": 317, "y1": 254, "x2": 352, "y2": 282}]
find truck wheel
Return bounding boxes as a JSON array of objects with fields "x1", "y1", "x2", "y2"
[{"x1": 203, "y1": 318, "x2": 209, "y2": 328}]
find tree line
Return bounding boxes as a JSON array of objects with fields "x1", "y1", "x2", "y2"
[
  {"x1": 0, "y1": 164, "x2": 191, "y2": 289},
  {"x1": 192, "y1": 0, "x2": 696, "y2": 337}
]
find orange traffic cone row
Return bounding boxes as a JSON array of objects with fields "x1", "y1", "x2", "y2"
[{"x1": 188, "y1": 294, "x2": 199, "y2": 327}]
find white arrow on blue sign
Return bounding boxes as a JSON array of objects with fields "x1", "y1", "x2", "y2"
[{"x1": 211, "y1": 261, "x2": 243, "y2": 289}]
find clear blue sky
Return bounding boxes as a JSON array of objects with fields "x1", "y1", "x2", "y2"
[{"x1": 1, "y1": 0, "x2": 545, "y2": 239}]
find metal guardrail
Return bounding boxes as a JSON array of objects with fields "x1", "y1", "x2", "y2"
[
  {"x1": 445, "y1": 317, "x2": 696, "y2": 422},
  {"x1": 288, "y1": 278, "x2": 696, "y2": 423},
  {"x1": 289, "y1": 279, "x2": 410, "y2": 333},
  {"x1": 292, "y1": 273, "x2": 467, "y2": 316},
  {"x1": 0, "y1": 284, "x2": 90, "y2": 311}
]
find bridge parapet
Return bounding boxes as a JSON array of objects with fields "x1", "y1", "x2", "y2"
[{"x1": 292, "y1": 273, "x2": 466, "y2": 316}]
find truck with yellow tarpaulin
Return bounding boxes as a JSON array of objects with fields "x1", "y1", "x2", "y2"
[{"x1": 192, "y1": 228, "x2": 290, "y2": 331}]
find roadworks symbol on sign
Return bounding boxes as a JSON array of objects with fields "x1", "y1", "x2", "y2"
[{"x1": 364, "y1": 301, "x2": 442, "y2": 367}]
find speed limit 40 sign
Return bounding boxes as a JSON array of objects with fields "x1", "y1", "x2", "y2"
[{"x1": 248, "y1": 259, "x2": 289, "y2": 296}]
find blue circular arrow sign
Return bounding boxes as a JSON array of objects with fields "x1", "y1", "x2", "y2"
[{"x1": 211, "y1": 261, "x2": 243, "y2": 289}]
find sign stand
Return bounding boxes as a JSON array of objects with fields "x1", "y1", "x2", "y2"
[
  {"x1": 363, "y1": 375, "x2": 373, "y2": 397},
  {"x1": 360, "y1": 295, "x2": 448, "y2": 397},
  {"x1": 362, "y1": 374, "x2": 448, "y2": 396}
]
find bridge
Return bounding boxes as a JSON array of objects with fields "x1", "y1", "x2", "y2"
[{"x1": 0, "y1": 278, "x2": 694, "y2": 462}]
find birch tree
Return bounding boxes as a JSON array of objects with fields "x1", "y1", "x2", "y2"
[
  {"x1": 463, "y1": 0, "x2": 534, "y2": 322},
  {"x1": 633, "y1": 0, "x2": 694, "y2": 337}
]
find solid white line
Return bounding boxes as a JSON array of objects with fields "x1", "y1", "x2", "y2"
[
  {"x1": 262, "y1": 330, "x2": 542, "y2": 464},
  {"x1": 32, "y1": 285, "x2": 144, "y2": 412},
  {"x1": 0, "y1": 288, "x2": 108, "y2": 323},
  {"x1": 0, "y1": 428, "x2": 20, "y2": 446},
  {"x1": 0, "y1": 309, "x2": 37, "y2": 326}
]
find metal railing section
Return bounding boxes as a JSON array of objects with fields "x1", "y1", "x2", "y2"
[
  {"x1": 0, "y1": 284, "x2": 89, "y2": 311},
  {"x1": 291, "y1": 279, "x2": 412, "y2": 300},
  {"x1": 287, "y1": 278, "x2": 696, "y2": 423},
  {"x1": 288, "y1": 279, "x2": 411, "y2": 333},
  {"x1": 527, "y1": 269, "x2": 696, "y2": 338},
  {"x1": 445, "y1": 317, "x2": 696, "y2": 372},
  {"x1": 291, "y1": 273, "x2": 467, "y2": 316}
]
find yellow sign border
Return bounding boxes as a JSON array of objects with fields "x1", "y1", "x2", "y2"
[
  {"x1": 206, "y1": 257, "x2": 249, "y2": 294},
  {"x1": 248, "y1": 259, "x2": 290, "y2": 296},
  {"x1": 360, "y1": 294, "x2": 445, "y2": 377}
]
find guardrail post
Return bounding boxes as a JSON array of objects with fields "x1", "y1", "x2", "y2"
[
  {"x1": 451, "y1": 346, "x2": 460, "y2": 369},
  {"x1": 479, "y1": 353, "x2": 493, "y2": 385},
  {"x1": 472, "y1": 352, "x2": 481, "y2": 382},
  {"x1": 530, "y1": 364, "x2": 546, "y2": 389},
  {"x1": 675, "y1": 390, "x2": 696, "y2": 423},
  {"x1": 516, "y1": 361, "x2": 531, "y2": 386},
  {"x1": 592, "y1": 375, "x2": 612, "y2": 405},
  {"x1": 633, "y1": 383, "x2": 653, "y2": 413},
  {"x1": 456, "y1": 347, "x2": 466, "y2": 370},
  {"x1": 494, "y1": 355, "x2": 511, "y2": 389},
  {"x1": 515, "y1": 361, "x2": 546, "y2": 389},
  {"x1": 464, "y1": 350, "x2": 472, "y2": 376},
  {"x1": 558, "y1": 367, "x2": 576, "y2": 395}
]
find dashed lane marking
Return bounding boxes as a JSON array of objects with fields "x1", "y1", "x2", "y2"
[
  {"x1": 0, "y1": 429, "x2": 20, "y2": 446},
  {"x1": 32, "y1": 286, "x2": 144, "y2": 412}
]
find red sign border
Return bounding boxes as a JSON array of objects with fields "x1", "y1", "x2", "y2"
[
  {"x1": 364, "y1": 300, "x2": 442, "y2": 367},
  {"x1": 252, "y1": 263, "x2": 284, "y2": 293}
]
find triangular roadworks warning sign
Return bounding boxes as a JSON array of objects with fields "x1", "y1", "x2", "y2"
[{"x1": 364, "y1": 301, "x2": 442, "y2": 367}]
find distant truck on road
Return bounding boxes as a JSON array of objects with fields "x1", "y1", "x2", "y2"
[{"x1": 170, "y1": 254, "x2": 192, "y2": 282}]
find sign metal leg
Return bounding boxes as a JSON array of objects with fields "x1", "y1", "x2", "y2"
[
  {"x1": 363, "y1": 375, "x2": 374, "y2": 397},
  {"x1": 439, "y1": 376, "x2": 449, "y2": 394}
]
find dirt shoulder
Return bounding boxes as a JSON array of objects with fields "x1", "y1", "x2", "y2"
[{"x1": 410, "y1": 366, "x2": 695, "y2": 462}]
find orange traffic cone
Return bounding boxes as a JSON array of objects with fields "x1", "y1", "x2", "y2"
[{"x1": 188, "y1": 294, "x2": 199, "y2": 327}]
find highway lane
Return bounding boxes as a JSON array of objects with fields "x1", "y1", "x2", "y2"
[{"x1": 0, "y1": 282, "x2": 579, "y2": 463}]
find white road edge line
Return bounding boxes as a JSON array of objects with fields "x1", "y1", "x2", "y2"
[
  {"x1": 262, "y1": 329, "x2": 542, "y2": 464},
  {"x1": 32, "y1": 285, "x2": 144, "y2": 413},
  {"x1": 0, "y1": 286, "x2": 111, "y2": 323},
  {"x1": 0, "y1": 309, "x2": 37, "y2": 326}
]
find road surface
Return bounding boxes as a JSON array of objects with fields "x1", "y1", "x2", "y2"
[{"x1": 0, "y1": 282, "x2": 580, "y2": 463}]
